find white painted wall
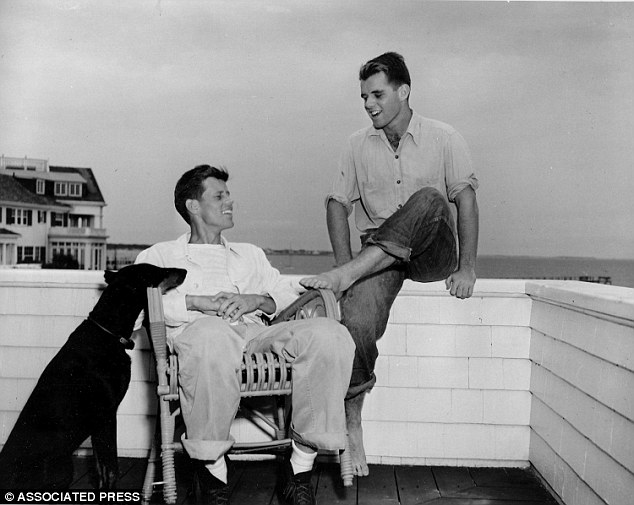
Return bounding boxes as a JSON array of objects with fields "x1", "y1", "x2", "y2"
[
  {"x1": 527, "y1": 281, "x2": 634, "y2": 505},
  {"x1": 1, "y1": 270, "x2": 633, "y2": 505}
]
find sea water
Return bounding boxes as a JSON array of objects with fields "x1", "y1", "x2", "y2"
[{"x1": 267, "y1": 254, "x2": 634, "y2": 289}]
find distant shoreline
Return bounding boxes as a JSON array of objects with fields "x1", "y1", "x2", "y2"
[{"x1": 106, "y1": 244, "x2": 630, "y2": 262}]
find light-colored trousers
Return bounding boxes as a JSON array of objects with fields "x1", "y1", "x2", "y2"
[{"x1": 172, "y1": 316, "x2": 355, "y2": 462}]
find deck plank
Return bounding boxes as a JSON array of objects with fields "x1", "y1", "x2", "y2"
[
  {"x1": 64, "y1": 456, "x2": 559, "y2": 505},
  {"x1": 395, "y1": 466, "x2": 441, "y2": 505},
  {"x1": 227, "y1": 460, "x2": 280, "y2": 505},
  {"x1": 432, "y1": 467, "x2": 476, "y2": 495},
  {"x1": 357, "y1": 464, "x2": 399, "y2": 505},
  {"x1": 314, "y1": 463, "x2": 357, "y2": 504},
  {"x1": 422, "y1": 500, "x2": 558, "y2": 505},
  {"x1": 469, "y1": 467, "x2": 514, "y2": 487}
]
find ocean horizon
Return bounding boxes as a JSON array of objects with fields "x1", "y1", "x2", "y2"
[
  {"x1": 105, "y1": 245, "x2": 634, "y2": 289},
  {"x1": 266, "y1": 253, "x2": 634, "y2": 289}
]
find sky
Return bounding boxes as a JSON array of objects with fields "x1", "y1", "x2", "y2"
[{"x1": 1, "y1": 1, "x2": 633, "y2": 259}]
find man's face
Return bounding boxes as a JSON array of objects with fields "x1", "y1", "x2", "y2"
[
  {"x1": 360, "y1": 71, "x2": 407, "y2": 131},
  {"x1": 193, "y1": 177, "x2": 234, "y2": 232}
]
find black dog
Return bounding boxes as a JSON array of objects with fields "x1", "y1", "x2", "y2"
[{"x1": 0, "y1": 263, "x2": 186, "y2": 490}]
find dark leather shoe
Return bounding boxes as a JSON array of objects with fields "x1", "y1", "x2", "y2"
[
  {"x1": 193, "y1": 461, "x2": 230, "y2": 505},
  {"x1": 281, "y1": 460, "x2": 315, "y2": 505}
]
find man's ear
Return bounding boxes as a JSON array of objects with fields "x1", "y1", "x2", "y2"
[
  {"x1": 398, "y1": 84, "x2": 410, "y2": 102},
  {"x1": 185, "y1": 198, "x2": 199, "y2": 217}
]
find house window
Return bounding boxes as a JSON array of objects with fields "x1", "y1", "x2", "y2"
[
  {"x1": 0, "y1": 207, "x2": 3, "y2": 223},
  {"x1": 36, "y1": 179, "x2": 45, "y2": 194},
  {"x1": 6, "y1": 208, "x2": 33, "y2": 226},
  {"x1": 68, "y1": 214, "x2": 92, "y2": 228},
  {"x1": 68, "y1": 183, "x2": 82, "y2": 197},
  {"x1": 93, "y1": 246, "x2": 103, "y2": 270},
  {"x1": 54, "y1": 182, "x2": 68, "y2": 196},
  {"x1": 17, "y1": 246, "x2": 45, "y2": 263},
  {"x1": 38, "y1": 211, "x2": 47, "y2": 224},
  {"x1": 52, "y1": 213, "x2": 67, "y2": 227},
  {"x1": 51, "y1": 241, "x2": 85, "y2": 268}
]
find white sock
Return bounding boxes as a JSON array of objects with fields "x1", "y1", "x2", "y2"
[
  {"x1": 290, "y1": 440, "x2": 317, "y2": 475},
  {"x1": 205, "y1": 457, "x2": 228, "y2": 484}
]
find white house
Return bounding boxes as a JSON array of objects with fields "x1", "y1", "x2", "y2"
[{"x1": 0, "y1": 155, "x2": 108, "y2": 270}]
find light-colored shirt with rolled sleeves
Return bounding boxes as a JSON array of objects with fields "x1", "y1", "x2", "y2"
[
  {"x1": 133, "y1": 233, "x2": 300, "y2": 342},
  {"x1": 326, "y1": 111, "x2": 479, "y2": 233}
]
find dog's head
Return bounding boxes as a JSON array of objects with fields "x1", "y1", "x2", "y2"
[{"x1": 104, "y1": 264, "x2": 187, "y2": 294}]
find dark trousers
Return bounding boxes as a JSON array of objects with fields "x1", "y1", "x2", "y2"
[{"x1": 342, "y1": 187, "x2": 458, "y2": 399}]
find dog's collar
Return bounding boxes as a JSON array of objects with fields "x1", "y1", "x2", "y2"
[{"x1": 87, "y1": 317, "x2": 135, "y2": 350}]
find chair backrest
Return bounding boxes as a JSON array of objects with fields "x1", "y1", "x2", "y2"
[{"x1": 146, "y1": 287, "x2": 178, "y2": 400}]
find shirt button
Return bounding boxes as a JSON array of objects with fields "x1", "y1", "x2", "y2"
[
  {"x1": 395, "y1": 155, "x2": 399, "y2": 159},
  {"x1": 397, "y1": 204, "x2": 403, "y2": 209},
  {"x1": 396, "y1": 179, "x2": 401, "y2": 184}
]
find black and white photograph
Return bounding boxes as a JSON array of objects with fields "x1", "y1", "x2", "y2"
[{"x1": 1, "y1": 2, "x2": 632, "y2": 504}]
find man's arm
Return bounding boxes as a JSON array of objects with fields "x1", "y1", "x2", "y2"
[
  {"x1": 327, "y1": 199, "x2": 354, "y2": 266},
  {"x1": 445, "y1": 186, "x2": 479, "y2": 299}
]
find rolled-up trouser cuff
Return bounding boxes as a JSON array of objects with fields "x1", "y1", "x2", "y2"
[
  {"x1": 182, "y1": 434, "x2": 235, "y2": 462},
  {"x1": 291, "y1": 427, "x2": 347, "y2": 452},
  {"x1": 364, "y1": 236, "x2": 412, "y2": 262},
  {"x1": 345, "y1": 374, "x2": 376, "y2": 400}
]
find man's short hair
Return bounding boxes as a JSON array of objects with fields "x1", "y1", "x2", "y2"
[
  {"x1": 174, "y1": 164, "x2": 229, "y2": 224},
  {"x1": 359, "y1": 51, "x2": 411, "y2": 88}
]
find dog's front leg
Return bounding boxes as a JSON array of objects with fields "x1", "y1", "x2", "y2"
[{"x1": 91, "y1": 415, "x2": 119, "y2": 489}]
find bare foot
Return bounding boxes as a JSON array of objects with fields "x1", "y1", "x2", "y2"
[
  {"x1": 299, "y1": 268, "x2": 353, "y2": 293},
  {"x1": 301, "y1": 246, "x2": 396, "y2": 295},
  {"x1": 344, "y1": 393, "x2": 369, "y2": 477}
]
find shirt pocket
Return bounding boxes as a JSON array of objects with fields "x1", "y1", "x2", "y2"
[
  {"x1": 360, "y1": 181, "x2": 392, "y2": 219},
  {"x1": 412, "y1": 172, "x2": 441, "y2": 190}
]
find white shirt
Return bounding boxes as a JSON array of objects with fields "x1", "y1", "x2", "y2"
[
  {"x1": 134, "y1": 233, "x2": 300, "y2": 340},
  {"x1": 326, "y1": 111, "x2": 479, "y2": 233}
]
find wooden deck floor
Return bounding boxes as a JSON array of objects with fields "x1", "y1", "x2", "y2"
[{"x1": 70, "y1": 455, "x2": 559, "y2": 505}]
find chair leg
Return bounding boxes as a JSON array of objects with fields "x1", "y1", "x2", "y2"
[
  {"x1": 161, "y1": 413, "x2": 178, "y2": 505},
  {"x1": 340, "y1": 436, "x2": 354, "y2": 487},
  {"x1": 142, "y1": 440, "x2": 158, "y2": 505}
]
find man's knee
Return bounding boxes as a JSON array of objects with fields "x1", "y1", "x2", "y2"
[
  {"x1": 408, "y1": 187, "x2": 450, "y2": 215},
  {"x1": 306, "y1": 318, "x2": 355, "y2": 358}
]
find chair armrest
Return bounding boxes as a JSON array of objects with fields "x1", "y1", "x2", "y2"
[{"x1": 270, "y1": 289, "x2": 340, "y2": 324}]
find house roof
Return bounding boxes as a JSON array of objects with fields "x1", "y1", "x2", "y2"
[
  {"x1": 50, "y1": 166, "x2": 106, "y2": 203},
  {"x1": 0, "y1": 173, "x2": 67, "y2": 209},
  {"x1": 0, "y1": 227, "x2": 21, "y2": 237},
  {"x1": 0, "y1": 168, "x2": 86, "y2": 183}
]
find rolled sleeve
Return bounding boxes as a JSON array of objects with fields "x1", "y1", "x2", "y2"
[
  {"x1": 447, "y1": 173, "x2": 479, "y2": 202},
  {"x1": 325, "y1": 141, "x2": 359, "y2": 215},
  {"x1": 445, "y1": 130, "x2": 479, "y2": 202}
]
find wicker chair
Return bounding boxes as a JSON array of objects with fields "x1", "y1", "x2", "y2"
[{"x1": 141, "y1": 287, "x2": 354, "y2": 505}]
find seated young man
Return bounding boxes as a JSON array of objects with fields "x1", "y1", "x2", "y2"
[{"x1": 135, "y1": 165, "x2": 355, "y2": 505}]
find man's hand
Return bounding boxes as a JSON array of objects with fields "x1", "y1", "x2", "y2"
[
  {"x1": 445, "y1": 267, "x2": 476, "y2": 299},
  {"x1": 212, "y1": 292, "x2": 270, "y2": 323},
  {"x1": 186, "y1": 294, "x2": 222, "y2": 316}
]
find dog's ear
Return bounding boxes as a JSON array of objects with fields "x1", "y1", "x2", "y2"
[{"x1": 104, "y1": 270, "x2": 118, "y2": 285}]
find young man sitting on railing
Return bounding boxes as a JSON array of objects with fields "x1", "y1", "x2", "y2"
[{"x1": 135, "y1": 165, "x2": 355, "y2": 505}]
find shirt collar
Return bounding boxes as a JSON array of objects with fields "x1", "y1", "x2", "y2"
[
  {"x1": 178, "y1": 232, "x2": 241, "y2": 261},
  {"x1": 367, "y1": 110, "x2": 423, "y2": 146}
]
